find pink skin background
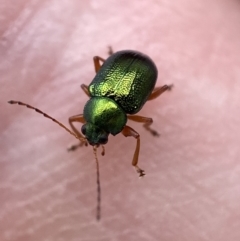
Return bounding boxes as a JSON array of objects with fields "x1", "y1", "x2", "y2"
[{"x1": 1, "y1": 0, "x2": 240, "y2": 240}]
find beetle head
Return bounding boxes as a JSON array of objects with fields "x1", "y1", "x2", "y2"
[{"x1": 81, "y1": 123, "x2": 109, "y2": 146}]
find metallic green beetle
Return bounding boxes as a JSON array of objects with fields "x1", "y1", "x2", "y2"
[
  {"x1": 83, "y1": 50, "x2": 158, "y2": 143},
  {"x1": 8, "y1": 49, "x2": 171, "y2": 220},
  {"x1": 69, "y1": 50, "x2": 172, "y2": 177},
  {"x1": 9, "y1": 50, "x2": 171, "y2": 178}
]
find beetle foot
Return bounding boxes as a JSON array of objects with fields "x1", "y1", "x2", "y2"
[
  {"x1": 145, "y1": 127, "x2": 160, "y2": 137},
  {"x1": 108, "y1": 46, "x2": 114, "y2": 55},
  {"x1": 135, "y1": 166, "x2": 145, "y2": 177},
  {"x1": 67, "y1": 141, "x2": 87, "y2": 152},
  {"x1": 143, "y1": 124, "x2": 160, "y2": 137},
  {"x1": 67, "y1": 144, "x2": 80, "y2": 152},
  {"x1": 150, "y1": 129, "x2": 160, "y2": 137},
  {"x1": 167, "y1": 84, "x2": 174, "y2": 91}
]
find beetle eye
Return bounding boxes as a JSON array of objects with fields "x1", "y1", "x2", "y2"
[
  {"x1": 98, "y1": 135, "x2": 108, "y2": 145},
  {"x1": 81, "y1": 125, "x2": 86, "y2": 135}
]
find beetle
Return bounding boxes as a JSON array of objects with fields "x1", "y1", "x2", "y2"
[{"x1": 8, "y1": 49, "x2": 172, "y2": 220}]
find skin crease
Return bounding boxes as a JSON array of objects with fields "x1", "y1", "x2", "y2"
[{"x1": 1, "y1": 0, "x2": 240, "y2": 240}]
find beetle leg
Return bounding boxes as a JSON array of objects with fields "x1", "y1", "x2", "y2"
[
  {"x1": 148, "y1": 84, "x2": 173, "y2": 101},
  {"x1": 80, "y1": 84, "x2": 90, "y2": 97},
  {"x1": 68, "y1": 114, "x2": 87, "y2": 151},
  {"x1": 127, "y1": 115, "x2": 159, "y2": 137},
  {"x1": 108, "y1": 46, "x2": 114, "y2": 55},
  {"x1": 93, "y1": 56, "x2": 106, "y2": 73},
  {"x1": 121, "y1": 125, "x2": 145, "y2": 177}
]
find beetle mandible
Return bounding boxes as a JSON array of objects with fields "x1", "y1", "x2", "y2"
[{"x1": 8, "y1": 49, "x2": 172, "y2": 219}]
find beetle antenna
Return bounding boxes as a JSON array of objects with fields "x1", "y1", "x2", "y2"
[
  {"x1": 93, "y1": 146, "x2": 101, "y2": 221},
  {"x1": 8, "y1": 100, "x2": 86, "y2": 143}
]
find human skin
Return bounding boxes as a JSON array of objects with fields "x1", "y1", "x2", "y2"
[{"x1": 1, "y1": 0, "x2": 240, "y2": 240}]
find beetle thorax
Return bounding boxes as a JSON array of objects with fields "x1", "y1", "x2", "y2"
[{"x1": 83, "y1": 97, "x2": 127, "y2": 143}]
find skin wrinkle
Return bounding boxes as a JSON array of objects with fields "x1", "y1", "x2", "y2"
[
  {"x1": 1, "y1": 1, "x2": 46, "y2": 53},
  {"x1": 137, "y1": 178, "x2": 227, "y2": 238}
]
